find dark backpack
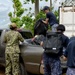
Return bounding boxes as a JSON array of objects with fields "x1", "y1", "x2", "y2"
[
  {"x1": 43, "y1": 32, "x2": 63, "y2": 55},
  {"x1": 34, "y1": 19, "x2": 48, "y2": 36}
]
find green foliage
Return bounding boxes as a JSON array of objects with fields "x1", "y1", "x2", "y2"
[
  {"x1": 10, "y1": 17, "x2": 20, "y2": 23},
  {"x1": 26, "y1": 0, "x2": 30, "y2": 1},
  {"x1": 9, "y1": 0, "x2": 25, "y2": 28},
  {"x1": 16, "y1": 8, "x2": 24, "y2": 17},
  {"x1": 8, "y1": 12, "x2": 12, "y2": 17},
  {"x1": 29, "y1": 7, "x2": 32, "y2": 11},
  {"x1": 13, "y1": 0, "x2": 22, "y2": 11},
  {"x1": 54, "y1": 10, "x2": 59, "y2": 18},
  {"x1": 31, "y1": 0, "x2": 35, "y2": 3},
  {"x1": 11, "y1": 0, "x2": 24, "y2": 18},
  {"x1": 24, "y1": 0, "x2": 48, "y2": 4},
  {"x1": 22, "y1": 16, "x2": 34, "y2": 33},
  {"x1": 31, "y1": 0, "x2": 48, "y2": 3},
  {"x1": 22, "y1": 16, "x2": 33, "y2": 23},
  {"x1": 35, "y1": 10, "x2": 46, "y2": 21},
  {"x1": 45, "y1": 0, "x2": 48, "y2": 2},
  {"x1": 16, "y1": 20, "x2": 23, "y2": 27},
  {"x1": 54, "y1": 10, "x2": 59, "y2": 22},
  {"x1": 10, "y1": 17, "x2": 23, "y2": 28}
]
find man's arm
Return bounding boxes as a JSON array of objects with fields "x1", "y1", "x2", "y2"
[
  {"x1": 42, "y1": 18, "x2": 49, "y2": 24},
  {"x1": 64, "y1": 43, "x2": 70, "y2": 58},
  {"x1": 18, "y1": 33, "x2": 24, "y2": 42},
  {"x1": 65, "y1": 37, "x2": 69, "y2": 48},
  {"x1": 63, "y1": 46, "x2": 69, "y2": 61}
]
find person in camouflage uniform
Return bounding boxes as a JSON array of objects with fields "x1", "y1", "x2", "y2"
[{"x1": 3, "y1": 23, "x2": 24, "y2": 75}]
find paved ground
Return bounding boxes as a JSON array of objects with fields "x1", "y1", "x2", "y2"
[{"x1": 0, "y1": 65, "x2": 66, "y2": 75}]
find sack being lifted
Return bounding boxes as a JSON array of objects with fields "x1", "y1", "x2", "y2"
[{"x1": 34, "y1": 18, "x2": 48, "y2": 36}]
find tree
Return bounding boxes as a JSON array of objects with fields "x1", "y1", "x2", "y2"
[
  {"x1": 10, "y1": 0, "x2": 24, "y2": 17},
  {"x1": 50, "y1": 0, "x2": 52, "y2": 11},
  {"x1": 35, "y1": 0, "x2": 39, "y2": 16},
  {"x1": 8, "y1": 0, "x2": 36, "y2": 34},
  {"x1": 8, "y1": 0, "x2": 25, "y2": 29},
  {"x1": 8, "y1": 0, "x2": 59, "y2": 34},
  {"x1": 24, "y1": 0, "x2": 50, "y2": 16}
]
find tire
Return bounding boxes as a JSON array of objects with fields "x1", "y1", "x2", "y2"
[{"x1": 20, "y1": 63, "x2": 28, "y2": 75}]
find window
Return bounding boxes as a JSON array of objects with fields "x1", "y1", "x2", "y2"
[{"x1": 19, "y1": 31, "x2": 33, "y2": 39}]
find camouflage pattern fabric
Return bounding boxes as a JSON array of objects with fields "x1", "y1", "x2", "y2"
[
  {"x1": 43, "y1": 53, "x2": 62, "y2": 75},
  {"x1": 66, "y1": 67, "x2": 75, "y2": 75},
  {"x1": 4, "y1": 30, "x2": 24, "y2": 53},
  {"x1": 3, "y1": 30, "x2": 24, "y2": 75},
  {"x1": 5, "y1": 53, "x2": 20, "y2": 75}
]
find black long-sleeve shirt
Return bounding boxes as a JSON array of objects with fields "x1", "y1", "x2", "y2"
[{"x1": 64, "y1": 37, "x2": 75, "y2": 68}]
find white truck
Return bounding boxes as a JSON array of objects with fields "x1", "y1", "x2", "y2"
[{"x1": 59, "y1": 6, "x2": 75, "y2": 37}]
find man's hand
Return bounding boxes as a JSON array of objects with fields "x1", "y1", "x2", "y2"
[
  {"x1": 63, "y1": 56, "x2": 67, "y2": 61},
  {"x1": 42, "y1": 20, "x2": 48, "y2": 24},
  {"x1": 31, "y1": 35, "x2": 38, "y2": 41},
  {"x1": 42, "y1": 18, "x2": 49, "y2": 24},
  {"x1": 31, "y1": 37, "x2": 35, "y2": 41},
  {"x1": 40, "y1": 41, "x2": 43, "y2": 46}
]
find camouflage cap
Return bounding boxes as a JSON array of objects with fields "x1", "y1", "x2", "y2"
[{"x1": 10, "y1": 23, "x2": 17, "y2": 28}]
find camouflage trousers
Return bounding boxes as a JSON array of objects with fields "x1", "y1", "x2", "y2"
[
  {"x1": 5, "y1": 53, "x2": 20, "y2": 75},
  {"x1": 43, "y1": 53, "x2": 62, "y2": 75},
  {"x1": 66, "y1": 67, "x2": 75, "y2": 75}
]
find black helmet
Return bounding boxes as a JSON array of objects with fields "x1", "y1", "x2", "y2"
[{"x1": 57, "y1": 24, "x2": 65, "y2": 32}]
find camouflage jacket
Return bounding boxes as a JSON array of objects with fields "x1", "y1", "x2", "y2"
[{"x1": 4, "y1": 30, "x2": 24, "y2": 53}]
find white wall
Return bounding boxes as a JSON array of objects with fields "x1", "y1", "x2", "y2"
[{"x1": 59, "y1": 6, "x2": 75, "y2": 37}]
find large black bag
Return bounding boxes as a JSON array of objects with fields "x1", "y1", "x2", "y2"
[
  {"x1": 43, "y1": 32, "x2": 63, "y2": 55},
  {"x1": 34, "y1": 19, "x2": 48, "y2": 36}
]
